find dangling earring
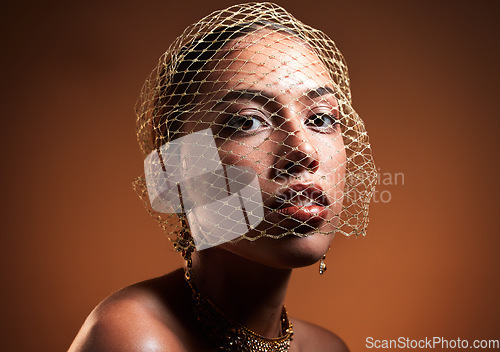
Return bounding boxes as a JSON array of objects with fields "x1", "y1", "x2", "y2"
[
  {"x1": 319, "y1": 254, "x2": 327, "y2": 275},
  {"x1": 173, "y1": 214, "x2": 195, "y2": 281}
]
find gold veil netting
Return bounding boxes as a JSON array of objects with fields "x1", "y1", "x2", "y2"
[{"x1": 133, "y1": 2, "x2": 376, "y2": 251}]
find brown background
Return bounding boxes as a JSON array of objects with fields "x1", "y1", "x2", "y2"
[{"x1": 1, "y1": 0, "x2": 499, "y2": 351}]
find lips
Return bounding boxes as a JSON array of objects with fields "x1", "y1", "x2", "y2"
[
  {"x1": 277, "y1": 204, "x2": 326, "y2": 222},
  {"x1": 270, "y1": 183, "x2": 330, "y2": 224}
]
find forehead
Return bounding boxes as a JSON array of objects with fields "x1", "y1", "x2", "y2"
[{"x1": 201, "y1": 30, "x2": 332, "y2": 99}]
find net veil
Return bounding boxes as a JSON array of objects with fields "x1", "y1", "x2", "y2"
[{"x1": 134, "y1": 2, "x2": 376, "y2": 251}]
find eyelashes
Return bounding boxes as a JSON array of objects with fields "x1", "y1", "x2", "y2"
[
  {"x1": 305, "y1": 112, "x2": 340, "y2": 132},
  {"x1": 221, "y1": 110, "x2": 340, "y2": 135},
  {"x1": 225, "y1": 114, "x2": 266, "y2": 132}
]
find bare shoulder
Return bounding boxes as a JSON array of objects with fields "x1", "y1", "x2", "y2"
[
  {"x1": 68, "y1": 270, "x2": 192, "y2": 352},
  {"x1": 291, "y1": 318, "x2": 350, "y2": 352}
]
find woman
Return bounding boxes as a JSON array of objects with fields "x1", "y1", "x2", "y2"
[{"x1": 69, "y1": 3, "x2": 376, "y2": 351}]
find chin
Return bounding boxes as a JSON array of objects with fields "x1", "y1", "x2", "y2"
[
  {"x1": 222, "y1": 230, "x2": 334, "y2": 270},
  {"x1": 273, "y1": 232, "x2": 333, "y2": 268}
]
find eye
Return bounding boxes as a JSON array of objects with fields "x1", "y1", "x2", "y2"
[
  {"x1": 306, "y1": 113, "x2": 339, "y2": 131},
  {"x1": 226, "y1": 115, "x2": 264, "y2": 132}
]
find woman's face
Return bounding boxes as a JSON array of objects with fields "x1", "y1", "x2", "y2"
[{"x1": 183, "y1": 30, "x2": 346, "y2": 268}]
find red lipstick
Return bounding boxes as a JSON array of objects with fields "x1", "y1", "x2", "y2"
[
  {"x1": 277, "y1": 204, "x2": 327, "y2": 222},
  {"x1": 270, "y1": 183, "x2": 330, "y2": 224}
]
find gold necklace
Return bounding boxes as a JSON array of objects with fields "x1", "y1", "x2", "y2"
[{"x1": 186, "y1": 278, "x2": 294, "y2": 352}]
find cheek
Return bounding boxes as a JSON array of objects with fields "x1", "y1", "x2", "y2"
[
  {"x1": 317, "y1": 133, "x2": 346, "y2": 170},
  {"x1": 317, "y1": 134, "x2": 346, "y2": 202},
  {"x1": 216, "y1": 139, "x2": 279, "y2": 203},
  {"x1": 217, "y1": 138, "x2": 273, "y2": 171}
]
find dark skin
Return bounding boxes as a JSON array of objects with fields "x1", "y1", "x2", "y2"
[
  {"x1": 69, "y1": 268, "x2": 349, "y2": 352},
  {"x1": 69, "y1": 31, "x2": 350, "y2": 352}
]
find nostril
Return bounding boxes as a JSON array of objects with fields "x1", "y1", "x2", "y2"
[
  {"x1": 286, "y1": 162, "x2": 306, "y2": 175},
  {"x1": 284, "y1": 161, "x2": 295, "y2": 170},
  {"x1": 308, "y1": 159, "x2": 320, "y2": 174}
]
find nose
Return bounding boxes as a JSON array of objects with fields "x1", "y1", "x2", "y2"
[{"x1": 273, "y1": 123, "x2": 320, "y2": 180}]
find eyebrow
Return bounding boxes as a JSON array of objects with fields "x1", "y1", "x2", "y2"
[
  {"x1": 306, "y1": 86, "x2": 336, "y2": 100},
  {"x1": 213, "y1": 85, "x2": 336, "y2": 109},
  {"x1": 213, "y1": 90, "x2": 276, "y2": 108}
]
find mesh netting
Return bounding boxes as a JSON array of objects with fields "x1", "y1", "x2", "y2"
[{"x1": 133, "y1": 2, "x2": 376, "y2": 251}]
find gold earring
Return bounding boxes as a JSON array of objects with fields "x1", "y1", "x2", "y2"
[
  {"x1": 319, "y1": 254, "x2": 327, "y2": 275},
  {"x1": 173, "y1": 214, "x2": 195, "y2": 281}
]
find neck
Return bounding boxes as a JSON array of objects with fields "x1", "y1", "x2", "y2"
[{"x1": 191, "y1": 247, "x2": 292, "y2": 338}]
